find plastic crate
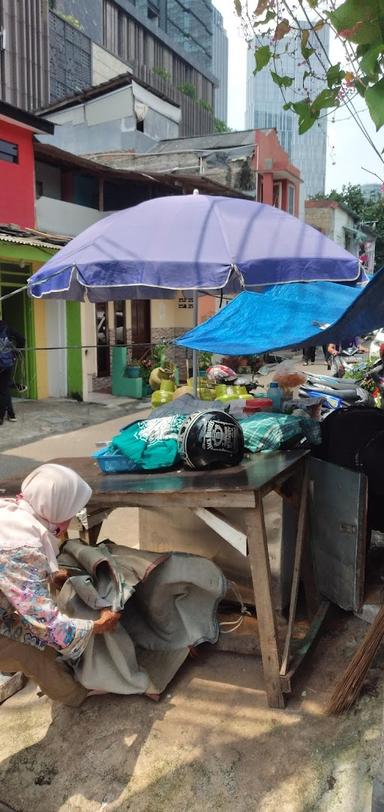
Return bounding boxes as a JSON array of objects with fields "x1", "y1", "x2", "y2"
[{"x1": 92, "y1": 447, "x2": 140, "y2": 474}]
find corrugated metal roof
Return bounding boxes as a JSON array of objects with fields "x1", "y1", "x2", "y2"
[
  {"x1": 0, "y1": 234, "x2": 60, "y2": 250},
  {"x1": 153, "y1": 131, "x2": 256, "y2": 153}
]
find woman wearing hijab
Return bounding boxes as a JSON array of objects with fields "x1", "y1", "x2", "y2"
[{"x1": 0, "y1": 464, "x2": 120, "y2": 706}]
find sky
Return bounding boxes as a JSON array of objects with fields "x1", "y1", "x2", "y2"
[{"x1": 213, "y1": 0, "x2": 384, "y2": 193}]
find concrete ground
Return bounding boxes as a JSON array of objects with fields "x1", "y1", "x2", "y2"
[{"x1": 1, "y1": 349, "x2": 383, "y2": 812}]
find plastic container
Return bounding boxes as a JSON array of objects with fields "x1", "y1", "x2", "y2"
[
  {"x1": 93, "y1": 447, "x2": 139, "y2": 474},
  {"x1": 233, "y1": 385, "x2": 248, "y2": 398},
  {"x1": 267, "y1": 382, "x2": 283, "y2": 411},
  {"x1": 151, "y1": 390, "x2": 173, "y2": 408},
  {"x1": 125, "y1": 365, "x2": 141, "y2": 379},
  {"x1": 160, "y1": 379, "x2": 176, "y2": 393},
  {"x1": 215, "y1": 384, "x2": 228, "y2": 397},
  {"x1": 243, "y1": 398, "x2": 273, "y2": 415}
]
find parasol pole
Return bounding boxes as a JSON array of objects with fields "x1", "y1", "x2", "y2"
[
  {"x1": 192, "y1": 290, "x2": 198, "y2": 397},
  {"x1": 192, "y1": 188, "x2": 200, "y2": 398}
]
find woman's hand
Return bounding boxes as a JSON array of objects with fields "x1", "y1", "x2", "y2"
[
  {"x1": 51, "y1": 569, "x2": 71, "y2": 590},
  {"x1": 93, "y1": 608, "x2": 121, "y2": 635}
]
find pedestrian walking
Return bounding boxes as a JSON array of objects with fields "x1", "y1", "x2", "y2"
[{"x1": 0, "y1": 319, "x2": 25, "y2": 424}]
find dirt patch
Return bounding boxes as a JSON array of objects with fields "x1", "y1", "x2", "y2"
[{"x1": 0, "y1": 612, "x2": 382, "y2": 812}]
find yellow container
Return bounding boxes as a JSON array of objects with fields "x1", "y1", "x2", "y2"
[
  {"x1": 233, "y1": 385, "x2": 248, "y2": 398},
  {"x1": 151, "y1": 390, "x2": 173, "y2": 408},
  {"x1": 160, "y1": 379, "x2": 176, "y2": 393}
]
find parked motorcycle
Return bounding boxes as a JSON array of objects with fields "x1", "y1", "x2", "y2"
[{"x1": 299, "y1": 359, "x2": 384, "y2": 417}]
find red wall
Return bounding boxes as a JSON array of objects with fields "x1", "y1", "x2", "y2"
[{"x1": 0, "y1": 119, "x2": 35, "y2": 228}]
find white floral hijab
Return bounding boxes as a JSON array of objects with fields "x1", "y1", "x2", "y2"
[{"x1": 0, "y1": 464, "x2": 92, "y2": 572}]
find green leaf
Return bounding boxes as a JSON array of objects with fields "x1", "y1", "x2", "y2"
[
  {"x1": 360, "y1": 44, "x2": 383, "y2": 78},
  {"x1": 312, "y1": 88, "x2": 340, "y2": 110},
  {"x1": 326, "y1": 63, "x2": 346, "y2": 88},
  {"x1": 299, "y1": 110, "x2": 319, "y2": 134},
  {"x1": 329, "y1": 0, "x2": 384, "y2": 45},
  {"x1": 271, "y1": 71, "x2": 294, "y2": 88},
  {"x1": 301, "y1": 29, "x2": 309, "y2": 50},
  {"x1": 365, "y1": 78, "x2": 384, "y2": 130},
  {"x1": 274, "y1": 18, "x2": 290, "y2": 41},
  {"x1": 263, "y1": 9, "x2": 276, "y2": 23},
  {"x1": 313, "y1": 20, "x2": 325, "y2": 31},
  {"x1": 301, "y1": 30, "x2": 315, "y2": 60},
  {"x1": 355, "y1": 76, "x2": 369, "y2": 96},
  {"x1": 307, "y1": 0, "x2": 318, "y2": 7},
  {"x1": 234, "y1": 0, "x2": 242, "y2": 16},
  {"x1": 254, "y1": 45, "x2": 272, "y2": 72}
]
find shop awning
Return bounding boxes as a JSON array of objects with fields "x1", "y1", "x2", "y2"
[
  {"x1": 176, "y1": 274, "x2": 384, "y2": 355},
  {"x1": 0, "y1": 236, "x2": 58, "y2": 264}
]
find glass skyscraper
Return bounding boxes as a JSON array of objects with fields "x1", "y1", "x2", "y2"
[
  {"x1": 246, "y1": 23, "x2": 330, "y2": 198},
  {"x1": 212, "y1": 5, "x2": 228, "y2": 122}
]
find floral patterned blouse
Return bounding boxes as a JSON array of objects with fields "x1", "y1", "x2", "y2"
[{"x1": 0, "y1": 546, "x2": 93, "y2": 659}]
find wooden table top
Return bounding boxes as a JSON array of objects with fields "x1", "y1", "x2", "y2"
[{"x1": 0, "y1": 451, "x2": 308, "y2": 508}]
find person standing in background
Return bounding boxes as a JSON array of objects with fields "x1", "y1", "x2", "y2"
[
  {"x1": 303, "y1": 346, "x2": 316, "y2": 365},
  {"x1": 0, "y1": 319, "x2": 25, "y2": 424}
]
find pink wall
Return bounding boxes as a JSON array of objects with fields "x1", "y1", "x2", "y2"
[{"x1": 0, "y1": 119, "x2": 35, "y2": 228}]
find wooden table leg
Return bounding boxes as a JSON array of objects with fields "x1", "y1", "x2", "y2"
[
  {"x1": 280, "y1": 459, "x2": 310, "y2": 676},
  {"x1": 245, "y1": 497, "x2": 285, "y2": 709}
]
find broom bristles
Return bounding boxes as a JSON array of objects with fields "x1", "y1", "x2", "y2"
[{"x1": 326, "y1": 605, "x2": 384, "y2": 715}]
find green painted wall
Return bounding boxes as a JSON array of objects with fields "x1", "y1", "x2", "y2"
[
  {"x1": 66, "y1": 301, "x2": 83, "y2": 400},
  {"x1": 0, "y1": 264, "x2": 37, "y2": 399}
]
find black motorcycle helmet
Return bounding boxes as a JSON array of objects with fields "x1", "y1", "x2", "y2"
[{"x1": 178, "y1": 410, "x2": 244, "y2": 470}]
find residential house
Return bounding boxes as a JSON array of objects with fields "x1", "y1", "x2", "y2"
[
  {"x1": 0, "y1": 101, "x2": 67, "y2": 401},
  {"x1": 86, "y1": 127, "x2": 302, "y2": 322},
  {"x1": 86, "y1": 128, "x2": 302, "y2": 216},
  {"x1": 0, "y1": 0, "x2": 217, "y2": 137},
  {"x1": 34, "y1": 140, "x2": 247, "y2": 400},
  {"x1": 36, "y1": 73, "x2": 182, "y2": 157},
  {"x1": 305, "y1": 199, "x2": 376, "y2": 276}
]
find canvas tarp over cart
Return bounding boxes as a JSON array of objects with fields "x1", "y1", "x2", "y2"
[{"x1": 0, "y1": 451, "x2": 330, "y2": 710}]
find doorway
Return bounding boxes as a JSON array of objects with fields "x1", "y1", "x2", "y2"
[
  {"x1": 96, "y1": 303, "x2": 110, "y2": 377},
  {"x1": 0, "y1": 264, "x2": 37, "y2": 399},
  {"x1": 131, "y1": 300, "x2": 151, "y2": 359}
]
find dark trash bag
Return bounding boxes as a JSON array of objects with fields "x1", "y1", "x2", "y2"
[{"x1": 315, "y1": 407, "x2": 384, "y2": 531}]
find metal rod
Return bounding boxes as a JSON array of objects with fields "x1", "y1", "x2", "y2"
[{"x1": 192, "y1": 290, "x2": 198, "y2": 397}]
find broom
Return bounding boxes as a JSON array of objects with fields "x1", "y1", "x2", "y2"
[{"x1": 327, "y1": 605, "x2": 384, "y2": 715}]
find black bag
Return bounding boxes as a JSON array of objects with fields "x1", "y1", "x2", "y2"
[
  {"x1": 316, "y1": 407, "x2": 384, "y2": 475},
  {"x1": 315, "y1": 407, "x2": 384, "y2": 530}
]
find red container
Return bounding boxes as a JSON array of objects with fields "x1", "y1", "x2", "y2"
[{"x1": 243, "y1": 398, "x2": 273, "y2": 415}]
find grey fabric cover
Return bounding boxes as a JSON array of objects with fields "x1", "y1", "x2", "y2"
[{"x1": 57, "y1": 540, "x2": 226, "y2": 695}]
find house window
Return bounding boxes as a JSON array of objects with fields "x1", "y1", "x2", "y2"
[
  {"x1": 288, "y1": 184, "x2": 295, "y2": 215},
  {"x1": 148, "y1": 3, "x2": 159, "y2": 24},
  {"x1": 273, "y1": 182, "x2": 282, "y2": 208},
  {"x1": 114, "y1": 301, "x2": 126, "y2": 345},
  {"x1": 0, "y1": 139, "x2": 18, "y2": 164}
]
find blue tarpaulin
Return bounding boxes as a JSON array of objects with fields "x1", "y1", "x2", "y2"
[{"x1": 176, "y1": 271, "x2": 384, "y2": 355}]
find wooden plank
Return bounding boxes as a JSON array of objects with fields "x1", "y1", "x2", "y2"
[
  {"x1": 244, "y1": 499, "x2": 285, "y2": 709},
  {"x1": 280, "y1": 600, "x2": 330, "y2": 693},
  {"x1": 0, "y1": 672, "x2": 26, "y2": 704},
  {"x1": 193, "y1": 507, "x2": 247, "y2": 557},
  {"x1": 280, "y1": 460, "x2": 310, "y2": 676},
  {"x1": 86, "y1": 491, "x2": 257, "y2": 510}
]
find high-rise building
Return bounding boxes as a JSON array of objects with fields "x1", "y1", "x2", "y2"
[
  {"x1": 0, "y1": 0, "x2": 217, "y2": 136},
  {"x1": 246, "y1": 23, "x2": 330, "y2": 198},
  {"x1": 212, "y1": 5, "x2": 228, "y2": 123}
]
